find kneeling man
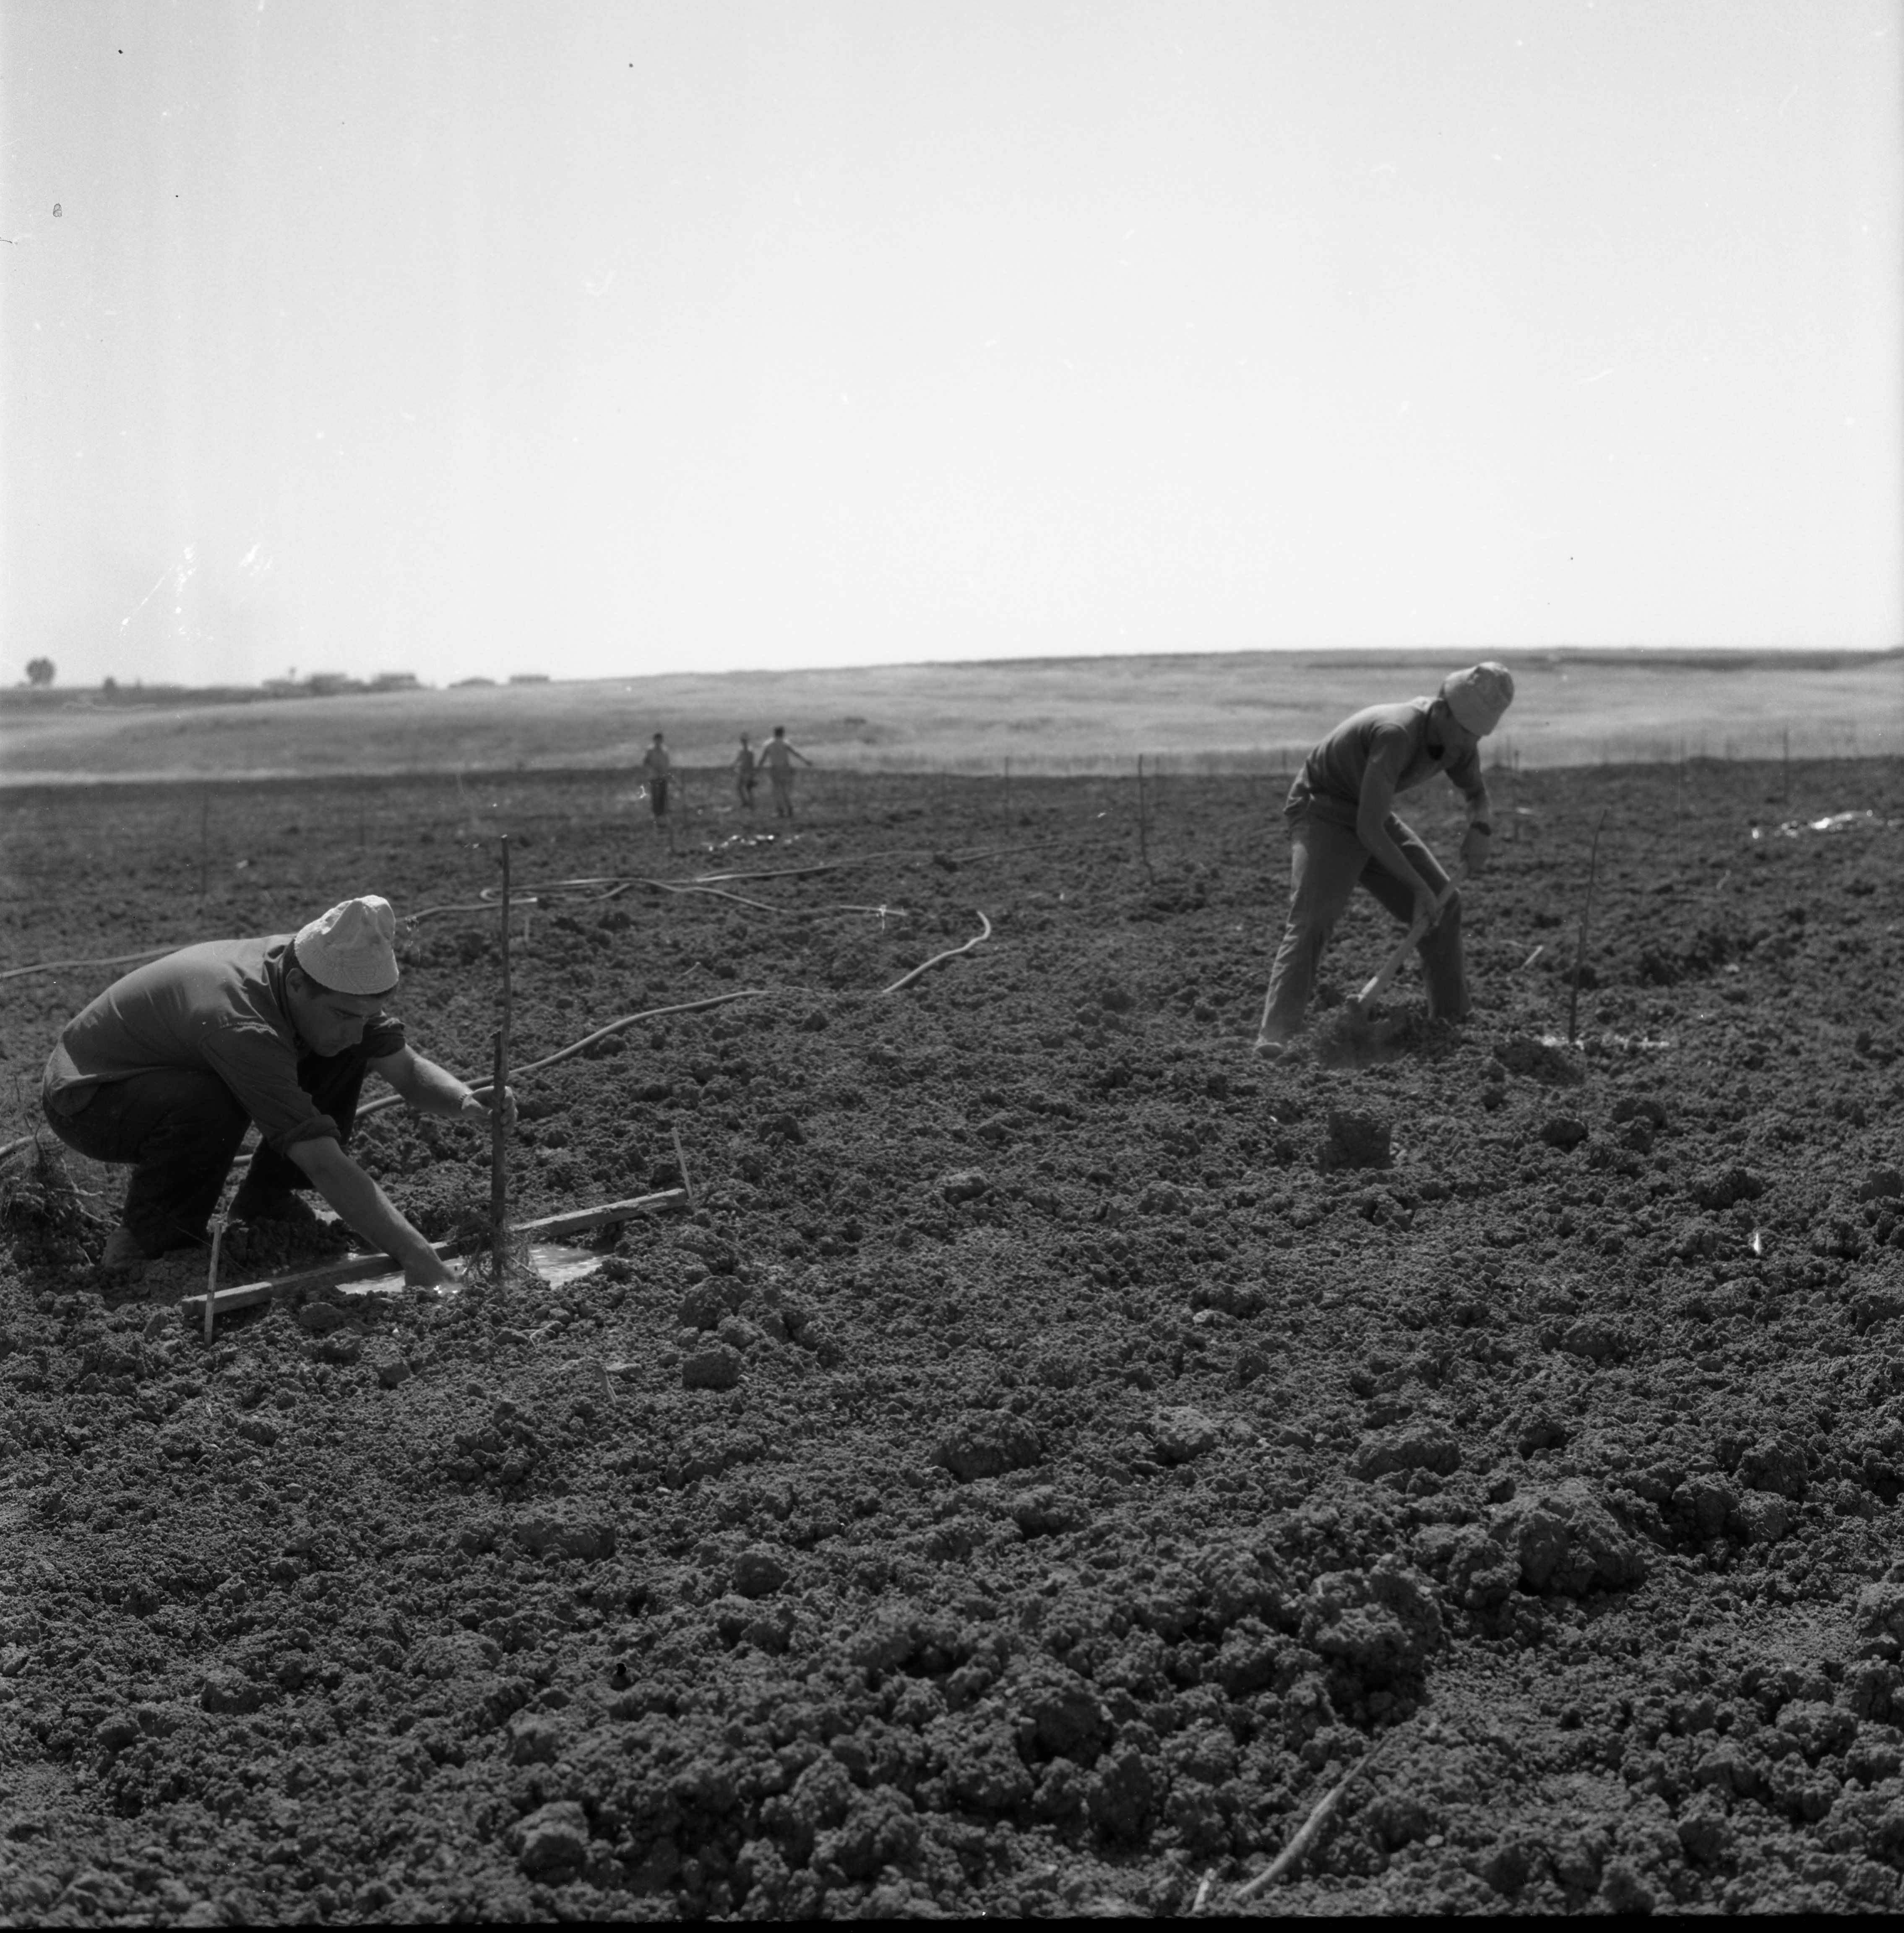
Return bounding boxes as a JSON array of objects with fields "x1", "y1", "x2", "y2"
[
  {"x1": 1256, "y1": 662, "x2": 1515, "y2": 1057},
  {"x1": 41, "y1": 895, "x2": 510, "y2": 1286}
]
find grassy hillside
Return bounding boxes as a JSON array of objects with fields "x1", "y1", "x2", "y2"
[{"x1": 2, "y1": 648, "x2": 1898, "y2": 784}]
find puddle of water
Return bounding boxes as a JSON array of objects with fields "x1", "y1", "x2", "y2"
[
  {"x1": 348, "y1": 1242, "x2": 602, "y2": 1298},
  {"x1": 1753, "y1": 810, "x2": 1896, "y2": 840},
  {"x1": 1538, "y1": 1031, "x2": 1675, "y2": 1053}
]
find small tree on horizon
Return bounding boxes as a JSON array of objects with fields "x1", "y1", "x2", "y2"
[{"x1": 25, "y1": 656, "x2": 55, "y2": 687}]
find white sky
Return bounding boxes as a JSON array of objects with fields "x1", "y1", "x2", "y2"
[{"x1": 3, "y1": 0, "x2": 1900, "y2": 688}]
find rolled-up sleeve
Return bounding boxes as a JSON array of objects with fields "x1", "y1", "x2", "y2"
[
  {"x1": 362, "y1": 1014, "x2": 405, "y2": 1058},
  {"x1": 1357, "y1": 725, "x2": 1412, "y2": 830},
  {"x1": 195, "y1": 1020, "x2": 340, "y2": 1154}
]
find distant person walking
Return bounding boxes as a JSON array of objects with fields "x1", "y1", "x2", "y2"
[
  {"x1": 1255, "y1": 663, "x2": 1515, "y2": 1060},
  {"x1": 640, "y1": 733, "x2": 672, "y2": 830},
  {"x1": 733, "y1": 735, "x2": 758, "y2": 812},
  {"x1": 758, "y1": 726, "x2": 812, "y2": 821}
]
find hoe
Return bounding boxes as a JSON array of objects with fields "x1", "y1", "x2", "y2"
[{"x1": 1348, "y1": 885, "x2": 1455, "y2": 1022}]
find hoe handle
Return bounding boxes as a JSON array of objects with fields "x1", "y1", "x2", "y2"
[{"x1": 1353, "y1": 888, "x2": 1453, "y2": 1014}]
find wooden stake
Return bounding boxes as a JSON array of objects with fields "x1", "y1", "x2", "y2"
[
  {"x1": 1567, "y1": 807, "x2": 1610, "y2": 1046},
  {"x1": 198, "y1": 793, "x2": 210, "y2": 904},
  {"x1": 1230, "y1": 1734, "x2": 1396, "y2": 1902},
  {"x1": 671, "y1": 1124, "x2": 694, "y2": 1208},
  {"x1": 492, "y1": 835, "x2": 513, "y2": 1284},
  {"x1": 202, "y1": 1217, "x2": 223, "y2": 1345},
  {"x1": 1136, "y1": 754, "x2": 1154, "y2": 882}
]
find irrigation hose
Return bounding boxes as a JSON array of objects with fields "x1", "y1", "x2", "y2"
[
  {"x1": 878, "y1": 912, "x2": 992, "y2": 995},
  {"x1": 1, "y1": 829, "x2": 1094, "y2": 980},
  {"x1": 372, "y1": 911, "x2": 997, "y2": 1109},
  {"x1": 363, "y1": 903, "x2": 993, "y2": 1113},
  {"x1": 0, "y1": 945, "x2": 178, "y2": 985},
  {"x1": 352, "y1": 989, "x2": 766, "y2": 1118},
  {"x1": 2, "y1": 918, "x2": 993, "y2": 1168}
]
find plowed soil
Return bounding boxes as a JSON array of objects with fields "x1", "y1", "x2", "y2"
[{"x1": 4, "y1": 757, "x2": 1904, "y2": 1921}]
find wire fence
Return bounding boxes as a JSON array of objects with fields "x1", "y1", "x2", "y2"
[{"x1": 776, "y1": 721, "x2": 1899, "y2": 781}]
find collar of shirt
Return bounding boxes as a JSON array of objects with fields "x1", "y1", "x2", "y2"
[{"x1": 263, "y1": 938, "x2": 312, "y2": 1055}]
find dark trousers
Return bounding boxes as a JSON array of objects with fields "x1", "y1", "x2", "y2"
[
  {"x1": 1260, "y1": 811, "x2": 1466, "y2": 1036},
  {"x1": 42, "y1": 1050, "x2": 370, "y2": 1252}
]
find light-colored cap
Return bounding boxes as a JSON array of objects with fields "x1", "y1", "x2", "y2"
[
  {"x1": 1440, "y1": 662, "x2": 1515, "y2": 736},
  {"x1": 293, "y1": 895, "x2": 400, "y2": 996}
]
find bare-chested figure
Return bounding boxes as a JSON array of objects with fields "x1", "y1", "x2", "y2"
[{"x1": 757, "y1": 726, "x2": 812, "y2": 821}]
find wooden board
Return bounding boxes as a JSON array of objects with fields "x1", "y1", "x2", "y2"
[{"x1": 179, "y1": 1190, "x2": 681, "y2": 1323}]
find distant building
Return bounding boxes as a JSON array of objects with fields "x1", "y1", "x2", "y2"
[
  {"x1": 304, "y1": 672, "x2": 357, "y2": 696},
  {"x1": 451, "y1": 676, "x2": 496, "y2": 688},
  {"x1": 507, "y1": 673, "x2": 552, "y2": 685},
  {"x1": 370, "y1": 672, "x2": 421, "y2": 691}
]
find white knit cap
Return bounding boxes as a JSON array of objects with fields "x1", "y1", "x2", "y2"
[
  {"x1": 1441, "y1": 662, "x2": 1516, "y2": 735},
  {"x1": 293, "y1": 896, "x2": 400, "y2": 996}
]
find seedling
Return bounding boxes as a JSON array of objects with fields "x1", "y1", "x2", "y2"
[
  {"x1": 492, "y1": 836, "x2": 513, "y2": 1289},
  {"x1": 1136, "y1": 754, "x2": 1155, "y2": 883},
  {"x1": 1568, "y1": 808, "x2": 1611, "y2": 1045}
]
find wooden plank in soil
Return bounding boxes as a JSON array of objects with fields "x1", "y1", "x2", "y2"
[{"x1": 177, "y1": 1190, "x2": 684, "y2": 1322}]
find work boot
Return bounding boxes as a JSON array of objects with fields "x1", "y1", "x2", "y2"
[
  {"x1": 99, "y1": 1225, "x2": 151, "y2": 1275},
  {"x1": 1253, "y1": 1023, "x2": 1296, "y2": 1062},
  {"x1": 229, "y1": 1182, "x2": 319, "y2": 1227}
]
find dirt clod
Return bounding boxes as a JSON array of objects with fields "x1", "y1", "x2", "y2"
[
  {"x1": 681, "y1": 1342, "x2": 742, "y2": 1389},
  {"x1": 734, "y1": 1548, "x2": 789, "y2": 1598},
  {"x1": 932, "y1": 1410, "x2": 1042, "y2": 1480},
  {"x1": 1325, "y1": 1108, "x2": 1392, "y2": 1168}
]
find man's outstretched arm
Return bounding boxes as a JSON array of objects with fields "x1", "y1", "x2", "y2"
[
  {"x1": 369, "y1": 1045, "x2": 516, "y2": 1127},
  {"x1": 288, "y1": 1136, "x2": 456, "y2": 1288}
]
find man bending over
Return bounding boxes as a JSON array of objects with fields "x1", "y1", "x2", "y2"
[
  {"x1": 41, "y1": 895, "x2": 513, "y2": 1285},
  {"x1": 1255, "y1": 662, "x2": 1515, "y2": 1059}
]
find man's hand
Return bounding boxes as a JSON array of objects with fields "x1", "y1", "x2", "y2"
[
  {"x1": 291, "y1": 1137, "x2": 458, "y2": 1289},
  {"x1": 407, "y1": 1252, "x2": 461, "y2": 1293},
  {"x1": 461, "y1": 1086, "x2": 518, "y2": 1129},
  {"x1": 1460, "y1": 823, "x2": 1493, "y2": 876},
  {"x1": 1413, "y1": 882, "x2": 1448, "y2": 930}
]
